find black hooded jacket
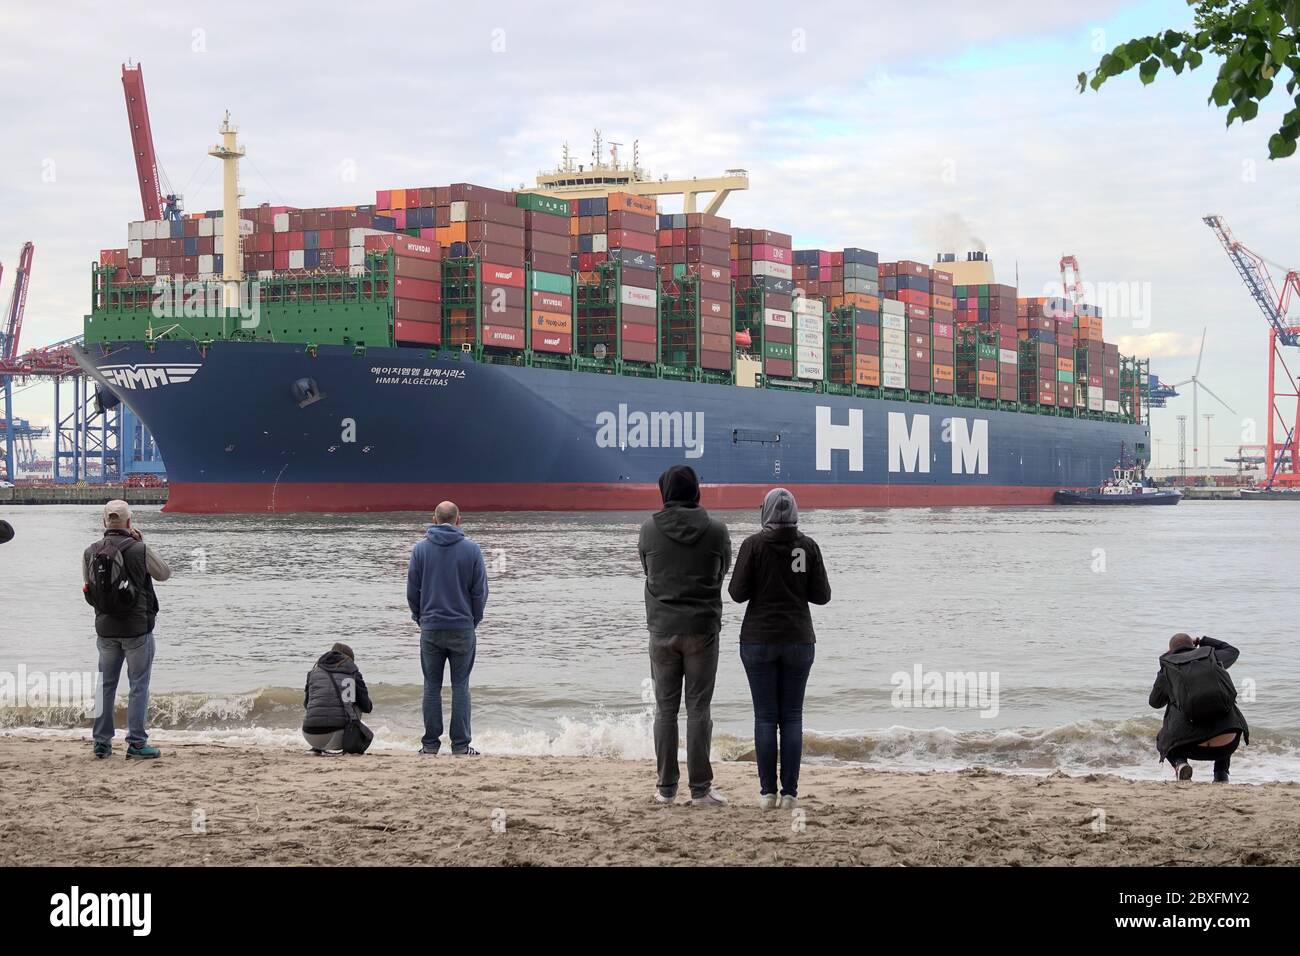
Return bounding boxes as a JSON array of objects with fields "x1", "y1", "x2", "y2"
[
  {"x1": 302, "y1": 651, "x2": 374, "y2": 734},
  {"x1": 1149, "y1": 636, "x2": 1249, "y2": 761},
  {"x1": 728, "y1": 526, "x2": 831, "y2": 644},
  {"x1": 638, "y1": 504, "x2": 732, "y2": 636}
]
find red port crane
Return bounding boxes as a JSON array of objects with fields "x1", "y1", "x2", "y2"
[
  {"x1": 1059, "y1": 254, "x2": 1084, "y2": 311},
  {"x1": 1203, "y1": 215, "x2": 1300, "y2": 488},
  {"x1": 122, "y1": 61, "x2": 182, "y2": 221},
  {"x1": 0, "y1": 242, "x2": 33, "y2": 363}
]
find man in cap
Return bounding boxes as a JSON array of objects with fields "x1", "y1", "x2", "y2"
[{"x1": 82, "y1": 500, "x2": 171, "y2": 759}]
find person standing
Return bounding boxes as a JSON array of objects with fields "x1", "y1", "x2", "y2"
[
  {"x1": 638, "y1": 465, "x2": 732, "y2": 807},
  {"x1": 407, "y1": 500, "x2": 488, "y2": 756},
  {"x1": 728, "y1": 488, "x2": 830, "y2": 810},
  {"x1": 1150, "y1": 633, "x2": 1249, "y2": 782},
  {"x1": 82, "y1": 500, "x2": 171, "y2": 759}
]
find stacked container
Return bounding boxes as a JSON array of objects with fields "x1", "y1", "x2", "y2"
[
  {"x1": 731, "y1": 228, "x2": 795, "y2": 380},
  {"x1": 1074, "y1": 303, "x2": 1106, "y2": 412},
  {"x1": 880, "y1": 297, "x2": 907, "y2": 391},
  {"x1": 884, "y1": 260, "x2": 933, "y2": 394},
  {"x1": 363, "y1": 233, "x2": 444, "y2": 346},
  {"x1": 793, "y1": 294, "x2": 825, "y2": 382},
  {"x1": 658, "y1": 211, "x2": 732, "y2": 371},
  {"x1": 955, "y1": 281, "x2": 1019, "y2": 402},
  {"x1": 930, "y1": 267, "x2": 955, "y2": 396},
  {"x1": 516, "y1": 193, "x2": 574, "y2": 355},
  {"x1": 1017, "y1": 296, "x2": 1070, "y2": 406}
]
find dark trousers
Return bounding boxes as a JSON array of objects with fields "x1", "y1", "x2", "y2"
[
  {"x1": 649, "y1": 632, "x2": 719, "y2": 798},
  {"x1": 740, "y1": 642, "x2": 815, "y2": 797},
  {"x1": 420, "y1": 628, "x2": 476, "y2": 752},
  {"x1": 1168, "y1": 733, "x2": 1240, "y2": 777}
]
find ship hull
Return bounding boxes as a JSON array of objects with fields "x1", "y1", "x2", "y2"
[{"x1": 75, "y1": 340, "x2": 1150, "y2": 513}]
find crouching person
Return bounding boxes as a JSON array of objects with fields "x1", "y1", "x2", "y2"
[
  {"x1": 302, "y1": 642, "x2": 374, "y2": 754},
  {"x1": 1150, "y1": 633, "x2": 1248, "y2": 782}
]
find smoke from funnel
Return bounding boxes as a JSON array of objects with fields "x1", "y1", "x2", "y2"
[{"x1": 924, "y1": 213, "x2": 987, "y2": 257}]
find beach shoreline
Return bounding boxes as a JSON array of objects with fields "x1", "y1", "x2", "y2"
[{"x1": 2, "y1": 735, "x2": 1295, "y2": 866}]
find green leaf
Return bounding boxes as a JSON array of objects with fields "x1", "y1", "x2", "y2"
[
  {"x1": 1239, "y1": 99, "x2": 1260, "y2": 121},
  {"x1": 1188, "y1": 50, "x2": 1204, "y2": 69},
  {"x1": 1077, "y1": 70, "x2": 1089, "y2": 92},
  {"x1": 1268, "y1": 132, "x2": 1298, "y2": 158},
  {"x1": 1140, "y1": 56, "x2": 1161, "y2": 84}
]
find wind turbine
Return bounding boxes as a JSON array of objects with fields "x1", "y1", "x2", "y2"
[{"x1": 1171, "y1": 328, "x2": 1235, "y2": 470}]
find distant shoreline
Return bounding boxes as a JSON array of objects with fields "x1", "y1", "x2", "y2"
[{"x1": 2, "y1": 736, "x2": 1294, "y2": 866}]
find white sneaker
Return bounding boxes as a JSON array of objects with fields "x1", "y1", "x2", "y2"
[
  {"x1": 759, "y1": 794, "x2": 778, "y2": 811},
  {"x1": 691, "y1": 789, "x2": 729, "y2": 807},
  {"x1": 779, "y1": 795, "x2": 798, "y2": 810},
  {"x1": 654, "y1": 789, "x2": 677, "y2": 804}
]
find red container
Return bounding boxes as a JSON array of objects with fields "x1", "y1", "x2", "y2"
[
  {"x1": 471, "y1": 242, "x2": 525, "y2": 267},
  {"x1": 531, "y1": 290, "x2": 571, "y2": 314},
  {"x1": 480, "y1": 263, "x2": 526, "y2": 288},
  {"x1": 365, "y1": 234, "x2": 441, "y2": 261},
  {"x1": 701, "y1": 332, "x2": 730, "y2": 353},
  {"x1": 393, "y1": 256, "x2": 440, "y2": 281},
  {"x1": 394, "y1": 319, "x2": 441, "y2": 346},
  {"x1": 393, "y1": 277, "x2": 441, "y2": 303},
  {"x1": 621, "y1": 322, "x2": 658, "y2": 345},
  {"x1": 532, "y1": 329, "x2": 572, "y2": 354},
  {"x1": 764, "y1": 358, "x2": 794, "y2": 377},
  {"x1": 621, "y1": 341, "x2": 657, "y2": 363},
  {"x1": 393, "y1": 298, "x2": 440, "y2": 323},
  {"x1": 701, "y1": 349, "x2": 731, "y2": 370},
  {"x1": 700, "y1": 298, "x2": 731, "y2": 320},
  {"x1": 481, "y1": 285, "x2": 525, "y2": 311},
  {"x1": 481, "y1": 324, "x2": 526, "y2": 348},
  {"x1": 701, "y1": 316, "x2": 730, "y2": 337},
  {"x1": 620, "y1": 304, "x2": 656, "y2": 325},
  {"x1": 607, "y1": 230, "x2": 657, "y2": 253}
]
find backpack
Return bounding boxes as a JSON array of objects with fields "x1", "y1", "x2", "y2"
[
  {"x1": 86, "y1": 536, "x2": 140, "y2": 617},
  {"x1": 1163, "y1": 645, "x2": 1237, "y2": 725}
]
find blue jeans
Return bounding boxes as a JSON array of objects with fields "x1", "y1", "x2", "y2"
[
  {"x1": 93, "y1": 633, "x2": 155, "y2": 747},
  {"x1": 420, "y1": 628, "x2": 476, "y2": 752},
  {"x1": 740, "y1": 643, "x2": 815, "y2": 797}
]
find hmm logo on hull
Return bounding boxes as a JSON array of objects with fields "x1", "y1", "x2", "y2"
[
  {"x1": 815, "y1": 407, "x2": 988, "y2": 475},
  {"x1": 100, "y1": 364, "x2": 201, "y2": 390},
  {"x1": 596, "y1": 403, "x2": 705, "y2": 459}
]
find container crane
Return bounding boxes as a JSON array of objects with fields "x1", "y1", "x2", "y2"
[
  {"x1": 1203, "y1": 215, "x2": 1300, "y2": 487},
  {"x1": 122, "y1": 62, "x2": 182, "y2": 221},
  {"x1": 1059, "y1": 254, "x2": 1084, "y2": 310},
  {"x1": 0, "y1": 242, "x2": 34, "y2": 481}
]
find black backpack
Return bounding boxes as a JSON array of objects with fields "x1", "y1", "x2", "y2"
[
  {"x1": 86, "y1": 536, "x2": 140, "y2": 616},
  {"x1": 1163, "y1": 645, "x2": 1237, "y2": 724}
]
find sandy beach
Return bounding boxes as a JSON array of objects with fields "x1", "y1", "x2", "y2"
[{"x1": 1, "y1": 734, "x2": 1295, "y2": 866}]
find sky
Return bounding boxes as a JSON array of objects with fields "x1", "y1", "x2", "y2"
[{"x1": 1, "y1": 0, "x2": 1297, "y2": 471}]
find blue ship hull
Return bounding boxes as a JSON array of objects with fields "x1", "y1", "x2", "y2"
[{"x1": 75, "y1": 340, "x2": 1150, "y2": 513}]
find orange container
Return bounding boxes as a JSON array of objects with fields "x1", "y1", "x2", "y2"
[
  {"x1": 978, "y1": 370, "x2": 998, "y2": 386},
  {"x1": 856, "y1": 353, "x2": 881, "y2": 371},
  {"x1": 933, "y1": 364, "x2": 954, "y2": 382},
  {"x1": 1057, "y1": 357, "x2": 1074, "y2": 372},
  {"x1": 607, "y1": 192, "x2": 657, "y2": 217},
  {"x1": 531, "y1": 310, "x2": 572, "y2": 334},
  {"x1": 390, "y1": 188, "x2": 407, "y2": 209},
  {"x1": 856, "y1": 368, "x2": 881, "y2": 387}
]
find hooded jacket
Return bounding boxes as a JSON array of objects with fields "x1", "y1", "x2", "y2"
[
  {"x1": 728, "y1": 525, "x2": 831, "y2": 644},
  {"x1": 302, "y1": 650, "x2": 373, "y2": 733},
  {"x1": 638, "y1": 504, "x2": 732, "y2": 636},
  {"x1": 407, "y1": 523, "x2": 489, "y2": 631},
  {"x1": 1149, "y1": 636, "x2": 1249, "y2": 761}
]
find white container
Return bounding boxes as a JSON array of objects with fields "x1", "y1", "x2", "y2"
[
  {"x1": 214, "y1": 235, "x2": 224, "y2": 255},
  {"x1": 796, "y1": 329, "x2": 823, "y2": 348},
  {"x1": 127, "y1": 239, "x2": 143, "y2": 259},
  {"x1": 763, "y1": 308, "x2": 792, "y2": 328},
  {"x1": 881, "y1": 313, "x2": 906, "y2": 331},
  {"x1": 882, "y1": 328, "x2": 906, "y2": 345},
  {"x1": 127, "y1": 221, "x2": 144, "y2": 241},
  {"x1": 198, "y1": 217, "x2": 214, "y2": 238},
  {"x1": 883, "y1": 357, "x2": 906, "y2": 374},
  {"x1": 1088, "y1": 396, "x2": 1104, "y2": 411},
  {"x1": 288, "y1": 249, "x2": 305, "y2": 270},
  {"x1": 620, "y1": 285, "x2": 656, "y2": 309},
  {"x1": 792, "y1": 296, "x2": 824, "y2": 317},
  {"x1": 592, "y1": 233, "x2": 608, "y2": 253},
  {"x1": 198, "y1": 254, "x2": 214, "y2": 273},
  {"x1": 1000, "y1": 348, "x2": 1017, "y2": 365},
  {"x1": 1104, "y1": 400, "x2": 1120, "y2": 414},
  {"x1": 274, "y1": 213, "x2": 290, "y2": 233},
  {"x1": 883, "y1": 342, "x2": 906, "y2": 360},
  {"x1": 348, "y1": 264, "x2": 367, "y2": 277},
  {"x1": 751, "y1": 260, "x2": 793, "y2": 280},
  {"x1": 796, "y1": 314, "x2": 821, "y2": 333},
  {"x1": 450, "y1": 201, "x2": 468, "y2": 223},
  {"x1": 141, "y1": 257, "x2": 157, "y2": 277},
  {"x1": 141, "y1": 220, "x2": 157, "y2": 241},
  {"x1": 239, "y1": 219, "x2": 255, "y2": 237},
  {"x1": 796, "y1": 346, "x2": 824, "y2": 364},
  {"x1": 796, "y1": 362, "x2": 824, "y2": 381},
  {"x1": 882, "y1": 371, "x2": 906, "y2": 389},
  {"x1": 881, "y1": 298, "x2": 906, "y2": 316}
]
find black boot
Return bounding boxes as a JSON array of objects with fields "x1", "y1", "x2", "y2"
[{"x1": 1212, "y1": 757, "x2": 1230, "y2": 783}]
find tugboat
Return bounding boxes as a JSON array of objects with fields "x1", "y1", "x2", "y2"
[{"x1": 1054, "y1": 457, "x2": 1181, "y2": 506}]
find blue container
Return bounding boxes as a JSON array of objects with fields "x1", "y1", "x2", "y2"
[
  {"x1": 1027, "y1": 329, "x2": 1056, "y2": 344},
  {"x1": 451, "y1": 242, "x2": 468, "y2": 258},
  {"x1": 793, "y1": 250, "x2": 819, "y2": 265},
  {"x1": 570, "y1": 253, "x2": 580, "y2": 271},
  {"x1": 843, "y1": 247, "x2": 878, "y2": 266},
  {"x1": 578, "y1": 235, "x2": 594, "y2": 253},
  {"x1": 304, "y1": 249, "x2": 320, "y2": 269},
  {"x1": 304, "y1": 230, "x2": 319, "y2": 250},
  {"x1": 417, "y1": 207, "x2": 435, "y2": 228},
  {"x1": 658, "y1": 214, "x2": 674, "y2": 229},
  {"x1": 373, "y1": 215, "x2": 396, "y2": 232},
  {"x1": 213, "y1": 254, "x2": 223, "y2": 272},
  {"x1": 592, "y1": 197, "x2": 608, "y2": 215},
  {"x1": 578, "y1": 198, "x2": 592, "y2": 216},
  {"x1": 183, "y1": 237, "x2": 198, "y2": 256}
]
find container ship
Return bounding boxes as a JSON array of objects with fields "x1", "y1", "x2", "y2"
[{"x1": 76, "y1": 129, "x2": 1151, "y2": 513}]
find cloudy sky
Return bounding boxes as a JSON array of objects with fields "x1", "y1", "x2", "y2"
[{"x1": 1, "y1": 0, "x2": 1297, "y2": 469}]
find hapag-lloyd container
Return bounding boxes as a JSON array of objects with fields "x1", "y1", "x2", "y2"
[{"x1": 620, "y1": 285, "x2": 657, "y2": 309}]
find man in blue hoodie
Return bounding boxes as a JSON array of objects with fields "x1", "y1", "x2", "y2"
[{"x1": 407, "y1": 500, "x2": 489, "y2": 756}]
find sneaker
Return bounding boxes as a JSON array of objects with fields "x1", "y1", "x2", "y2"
[
  {"x1": 451, "y1": 746, "x2": 480, "y2": 756},
  {"x1": 690, "y1": 789, "x2": 729, "y2": 807},
  {"x1": 655, "y1": 788, "x2": 678, "y2": 804},
  {"x1": 418, "y1": 745, "x2": 439, "y2": 755},
  {"x1": 1213, "y1": 771, "x2": 1230, "y2": 783},
  {"x1": 779, "y1": 794, "x2": 798, "y2": 810},
  {"x1": 1174, "y1": 761, "x2": 1193, "y2": 781},
  {"x1": 92, "y1": 742, "x2": 111, "y2": 759},
  {"x1": 758, "y1": 793, "x2": 778, "y2": 811},
  {"x1": 125, "y1": 744, "x2": 161, "y2": 760}
]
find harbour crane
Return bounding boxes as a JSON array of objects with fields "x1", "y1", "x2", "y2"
[
  {"x1": 1203, "y1": 215, "x2": 1300, "y2": 487},
  {"x1": 0, "y1": 242, "x2": 34, "y2": 481},
  {"x1": 122, "y1": 61, "x2": 182, "y2": 221}
]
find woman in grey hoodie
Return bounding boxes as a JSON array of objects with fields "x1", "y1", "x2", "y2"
[{"x1": 728, "y1": 488, "x2": 831, "y2": 810}]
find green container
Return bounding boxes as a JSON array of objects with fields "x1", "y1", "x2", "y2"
[
  {"x1": 672, "y1": 263, "x2": 687, "y2": 279},
  {"x1": 530, "y1": 270, "x2": 573, "y2": 295},
  {"x1": 765, "y1": 341, "x2": 793, "y2": 361},
  {"x1": 404, "y1": 228, "x2": 421, "y2": 237},
  {"x1": 977, "y1": 343, "x2": 999, "y2": 360},
  {"x1": 515, "y1": 193, "x2": 571, "y2": 217},
  {"x1": 1058, "y1": 370, "x2": 1075, "y2": 383}
]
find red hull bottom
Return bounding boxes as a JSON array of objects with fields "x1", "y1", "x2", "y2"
[{"x1": 164, "y1": 481, "x2": 1062, "y2": 513}]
